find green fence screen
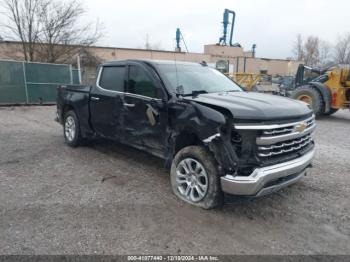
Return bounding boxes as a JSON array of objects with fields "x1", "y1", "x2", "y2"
[
  {"x1": 0, "y1": 61, "x2": 27, "y2": 103},
  {"x1": 0, "y1": 60, "x2": 80, "y2": 104}
]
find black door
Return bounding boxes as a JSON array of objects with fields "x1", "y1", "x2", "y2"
[
  {"x1": 90, "y1": 65, "x2": 126, "y2": 139},
  {"x1": 123, "y1": 63, "x2": 167, "y2": 156}
]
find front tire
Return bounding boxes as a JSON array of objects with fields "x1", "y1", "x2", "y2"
[
  {"x1": 63, "y1": 110, "x2": 83, "y2": 147},
  {"x1": 170, "y1": 146, "x2": 223, "y2": 209},
  {"x1": 291, "y1": 86, "x2": 324, "y2": 116}
]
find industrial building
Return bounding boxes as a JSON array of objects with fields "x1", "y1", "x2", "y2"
[
  {"x1": 0, "y1": 40, "x2": 301, "y2": 84},
  {"x1": 0, "y1": 8, "x2": 302, "y2": 85}
]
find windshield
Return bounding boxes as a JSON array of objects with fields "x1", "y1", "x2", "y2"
[{"x1": 157, "y1": 64, "x2": 242, "y2": 95}]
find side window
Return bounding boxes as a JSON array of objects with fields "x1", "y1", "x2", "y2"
[
  {"x1": 128, "y1": 66, "x2": 157, "y2": 98},
  {"x1": 99, "y1": 66, "x2": 126, "y2": 92}
]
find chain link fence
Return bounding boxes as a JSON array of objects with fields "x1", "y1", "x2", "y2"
[{"x1": 0, "y1": 59, "x2": 80, "y2": 104}]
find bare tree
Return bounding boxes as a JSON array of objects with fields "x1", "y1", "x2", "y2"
[
  {"x1": 0, "y1": 0, "x2": 42, "y2": 61},
  {"x1": 0, "y1": 0, "x2": 103, "y2": 63},
  {"x1": 303, "y1": 36, "x2": 320, "y2": 67},
  {"x1": 334, "y1": 34, "x2": 350, "y2": 64},
  {"x1": 319, "y1": 40, "x2": 333, "y2": 67},
  {"x1": 292, "y1": 34, "x2": 337, "y2": 67},
  {"x1": 293, "y1": 34, "x2": 304, "y2": 61},
  {"x1": 146, "y1": 42, "x2": 162, "y2": 51},
  {"x1": 144, "y1": 33, "x2": 162, "y2": 50},
  {"x1": 36, "y1": 0, "x2": 103, "y2": 63}
]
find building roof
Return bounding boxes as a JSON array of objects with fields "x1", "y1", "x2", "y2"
[
  {"x1": 0, "y1": 40, "x2": 299, "y2": 62},
  {"x1": 0, "y1": 40, "x2": 201, "y2": 55}
]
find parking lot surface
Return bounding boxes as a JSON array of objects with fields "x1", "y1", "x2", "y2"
[{"x1": 0, "y1": 106, "x2": 349, "y2": 255}]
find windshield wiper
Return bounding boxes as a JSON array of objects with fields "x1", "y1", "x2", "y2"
[{"x1": 182, "y1": 90, "x2": 208, "y2": 97}]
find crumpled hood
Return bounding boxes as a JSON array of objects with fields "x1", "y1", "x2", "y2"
[{"x1": 184, "y1": 91, "x2": 312, "y2": 121}]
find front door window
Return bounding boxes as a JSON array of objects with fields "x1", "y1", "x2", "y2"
[{"x1": 128, "y1": 65, "x2": 157, "y2": 98}]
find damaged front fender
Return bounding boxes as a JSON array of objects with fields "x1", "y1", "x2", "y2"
[{"x1": 165, "y1": 99, "x2": 240, "y2": 174}]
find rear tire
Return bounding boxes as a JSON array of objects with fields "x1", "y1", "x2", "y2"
[
  {"x1": 170, "y1": 146, "x2": 223, "y2": 209},
  {"x1": 291, "y1": 85, "x2": 324, "y2": 116},
  {"x1": 63, "y1": 110, "x2": 83, "y2": 147}
]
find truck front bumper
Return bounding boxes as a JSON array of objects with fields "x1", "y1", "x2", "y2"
[{"x1": 220, "y1": 149, "x2": 315, "y2": 196}]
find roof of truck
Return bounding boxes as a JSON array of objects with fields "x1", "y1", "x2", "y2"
[{"x1": 101, "y1": 59, "x2": 204, "y2": 67}]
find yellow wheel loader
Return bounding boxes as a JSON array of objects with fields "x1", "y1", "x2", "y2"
[{"x1": 289, "y1": 65, "x2": 350, "y2": 116}]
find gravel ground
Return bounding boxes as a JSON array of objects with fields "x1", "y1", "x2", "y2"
[{"x1": 0, "y1": 106, "x2": 349, "y2": 255}]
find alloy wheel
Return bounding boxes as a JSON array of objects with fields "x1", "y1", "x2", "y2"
[
  {"x1": 175, "y1": 158, "x2": 208, "y2": 202},
  {"x1": 65, "y1": 116, "x2": 76, "y2": 142}
]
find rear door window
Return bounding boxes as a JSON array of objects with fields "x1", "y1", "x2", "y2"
[{"x1": 99, "y1": 66, "x2": 126, "y2": 92}]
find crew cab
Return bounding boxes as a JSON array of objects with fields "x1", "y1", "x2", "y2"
[{"x1": 56, "y1": 60, "x2": 316, "y2": 209}]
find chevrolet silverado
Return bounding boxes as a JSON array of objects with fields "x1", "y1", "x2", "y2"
[{"x1": 56, "y1": 60, "x2": 315, "y2": 209}]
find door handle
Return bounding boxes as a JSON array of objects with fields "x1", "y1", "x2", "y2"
[
  {"x1": 91, "y1": 96, "x2": 100, "y2": 101},
  {"x1": 124, "y1": 103, "x2": 135, "y2": 107}
]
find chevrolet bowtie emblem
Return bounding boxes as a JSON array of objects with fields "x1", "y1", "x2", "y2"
[{"x1": 295, "y1": 122, "x2": 307, "y2": 133}]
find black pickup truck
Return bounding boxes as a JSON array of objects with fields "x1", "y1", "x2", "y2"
[{"x1": 56, "y1": 60, "x2": 315, "y2": 209}]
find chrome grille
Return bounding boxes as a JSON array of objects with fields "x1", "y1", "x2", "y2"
[
  {"x1": 234, "y1": 115, "x2": 316, "y2": 160},
  {"x1": 262, "y1": 127, "x2": 293, "y2": 136},
  {"x1": 262, "y1": 117, "x2": 315, "y2": 137},
  {"x1": 256, "y1": 116, "x2": 316, "y2": 146},
  {"x1": 258, "y1": 134, "x2": 313, "y2": 157}
]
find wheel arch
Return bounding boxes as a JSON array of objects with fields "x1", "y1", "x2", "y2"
[
  {"x1": 174, "y1": 132, "x2": 203, "y2": 155},
  {"x1": 62, "y1": 103, "x2": 76, "y2": 118},
  {"x1": 61, "y1": 102, "x2": 93, "y2": 139}
]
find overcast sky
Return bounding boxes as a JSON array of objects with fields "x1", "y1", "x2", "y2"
[{"x1": 84, "y1": 0, "x2": 350, "y2": 59}]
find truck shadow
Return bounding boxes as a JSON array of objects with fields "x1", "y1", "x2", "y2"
[
  {"x1": 86, "y1": 138, "x2": 302, "y2": 215},
  {"x1": 88, "y1": 138, "x2": 165, "y2": 170}
]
